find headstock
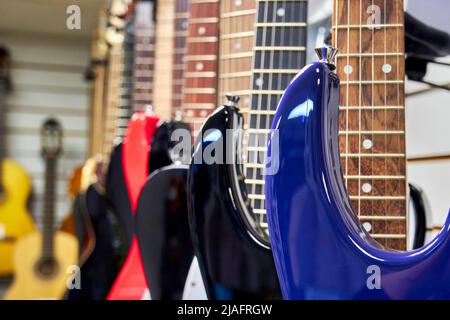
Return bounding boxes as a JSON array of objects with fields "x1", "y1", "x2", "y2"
[
  {"x1": 105, "y1": 0, "x2": 132, "y2": 46},
  {"x1": 135, "y1": 0, "x2": 156, "y2": 28},
  {"x1": 41, "y1": 118, "x2": 63, "y2": 159}
]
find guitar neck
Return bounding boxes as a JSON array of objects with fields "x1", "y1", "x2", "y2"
[
  {"x1": 102, "y1": 42, "x2": 125, "y2": 165},
  {"x1": 182, "y1": 0, "x2": 220, "y2": 137},
  {"x1": 217, "y1": 0, "x2": 255, "y2": 116},
  {"x1": 42, "y1": 157, "x2": 58, "y2": 261},
  {"x1": 87, "y1": 8, "x2": 109, "y2": 158},
  {"x1": 115, "y1": 15, "x2": 135, "y2": 140},
  {"x1": 0, "y1": 79, "x2": 7, "y2": 165},
  {"x1": 154, "y1": 0, "x2": 177, "y2": 120},
  {"x1": 132, "y1": 1, "x2": 156, "y2": 113},
  {"x1": 172, "y1": 0, "x2": 189, "y2": 119},
  {"x1": 245, "y1": 0, "x2": 308, "y2": 230},
  {"x1": 0, "y1": 49, "x2": 11, "y2": 193},
  {"x1": 333, "y1": 0, "x2": 407, "y2": 250}
]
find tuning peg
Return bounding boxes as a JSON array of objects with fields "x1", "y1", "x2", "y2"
[{"x1": 315, "y1": 47, "x2": 339, "y2": 68}]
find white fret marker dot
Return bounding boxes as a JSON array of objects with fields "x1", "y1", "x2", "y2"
[
  {"x1": 197, "y1": 27, "x2": 206, "y2": 35},
  {"x1": 234, "y1": 0, "x2": 242, "y2": 6},
  {"x1": 195, "y1": 63, "x2": 204, "y2": 71},
  {"x1": 382, "y1": 64, "x2": 392, "y2": 74},
  {"x1": 277, "y1": 8, "x2": 285, "y2": 17},
  {"x1": 362, "y1": 139, "x2": 373, "y2": 150},
  {"x1": 244, "y1": 97, "x2": 250, "y2": 106},
  {"x1": 362, "y1": 183, "x2": 372, "y2": 194},
  {"x1": 187, "y1": 110, "x2": 194, "y2": 117},
  {"x1": 255, "y1": 78, "x2": 264, "y2": 87},
  {"x1": 181, "y1": 20, "x2": 188, "y2": 29},
  {"x1": 363, "y1": 222, "x2": 372, "y2": 232},
  {"x1": 200, "y1": 110, "x2": 207, "y2": 117},
  {"x1": 234, "y1": 42, "x2": 241, "y2": 50},
  {"x1": 344, "y1": 65, "x2": 353, "y2": 75}
]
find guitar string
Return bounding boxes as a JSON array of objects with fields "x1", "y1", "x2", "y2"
[
  {"x1": 396, "y1": 0, "x2": 406, "y2": 246},
  {"x1": 251, "y1": 0, "x2": 267, "y2": 214},
  {"x1": 371, "y1": 0, "x2": 376, "y2": 236},
  {"x1": 344, "y1": 0, "x2": 350, "y2": 191},
  {"x1": 262, "y1": 0, "x2": 278, "y2": 223},
  {"x1": 383, "y1": 0, "x2": 387, "y2": 241},
  {"x1": 358, "y1": 0, "x2": 362, "y2": 217}
]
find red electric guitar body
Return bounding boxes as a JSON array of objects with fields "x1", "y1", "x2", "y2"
[
  {"x1": 107, "y1": 0, "x2": 158, "y2": 300},
  {"x1": 107, "y1": 112, "x2": 159, "y2": 300}
]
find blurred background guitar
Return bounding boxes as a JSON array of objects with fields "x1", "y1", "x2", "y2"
[
  {"x1": 0, "y1": 46, "x2": 35, "y2": 276},
  {"x1": 5, "y1": 119, "x2": 77, "y2": 300}
]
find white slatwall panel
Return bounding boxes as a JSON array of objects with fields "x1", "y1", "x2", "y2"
[
  {"x1": 406, "y1": 57, "x2": 450, "y2": 232},
  {"x1": 0, "y1": 31, "x2": 90, "y2": 226}
]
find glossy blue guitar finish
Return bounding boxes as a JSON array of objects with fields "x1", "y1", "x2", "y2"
[{"x1": 265, "y1": 57, "x2": 450, "y2": 300}]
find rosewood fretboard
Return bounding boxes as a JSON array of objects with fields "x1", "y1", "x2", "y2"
[
  {"x1": 172, "y1": 0, "x2": 189, "y2": 119},
  {"x1": 333, "y1": 0, "x2": 407, "y2": 250},
  {"x1": 217, "y1": 0, "x2": 255, "y2": 114},
  {"x1": 182, "y1": 0, "x2": 220, "y2": 137}
]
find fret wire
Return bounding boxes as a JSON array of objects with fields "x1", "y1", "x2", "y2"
[
  {"x1": 341, "y1": 80, "x2": 404, "y2": 84},
  {"x1": 340, "y1": 153, "x2": 405, "y2": 158},
  {"x1": 371, "y1": 234, "x2": 407, "y2": 239},
  {"x1": 332, "y1": 23, "x2": 403, "y2": 29},
  {"x1": 344, "y1": 175, "x2": 405, "y2": 180},
  {"x1": 339, "y1": 130, "x2": 405, "y2": 135},
  {"x1": 360, "y1": 216, "x2": 406, "y2": 220},
  {"x1": 337, "y1": 52, "x2": 402, "y2": 57},
  {"x1": 349, "y1": 195, "x2": 406, "y2": 200}
]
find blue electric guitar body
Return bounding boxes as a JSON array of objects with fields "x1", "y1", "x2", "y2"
[{"x1": 265, "y1": 50, "x2": 450, "y2": 300}]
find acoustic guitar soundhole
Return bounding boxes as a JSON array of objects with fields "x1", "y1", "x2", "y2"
[{"x1": 34, "y1": 258, "x2": 59, "y2": 279}]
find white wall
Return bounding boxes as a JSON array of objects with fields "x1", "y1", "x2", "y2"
[
  {"x1": 406, "y1": 60, "x2": 450, "y2": 232},
  {"x1": 1, "y1": 31, "x2": 90, "y2": 226}
]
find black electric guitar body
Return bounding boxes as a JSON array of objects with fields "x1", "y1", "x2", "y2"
[
  {"x1": 187, "y1": 102, "x2": 281, "y2": 300},
  {"x1": 66, "y1": 185, "x2": 124, "y2": 300},
  {"x1": 135, "y1": 165, "x2": 193, "y2": 300},
  {"x1": 106, "y1": 143, "x2": 134, "y2": 252},
  {"x1": 107, "y1": 120, "x2": 191, "y2": 255},
  {"x1": 133, "y1": 120, "x2": 193, "y2": 300}
]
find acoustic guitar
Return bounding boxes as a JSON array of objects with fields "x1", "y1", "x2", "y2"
[
  {"x1": 5, "y1": 119, "x2": 78, "y2": 300},
  {"x1": 59, "y1": 4, "x2": 111, "y2": 266},
  {"x1": 0, "y1": 46, "x2": 36, "y2": 276}
]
